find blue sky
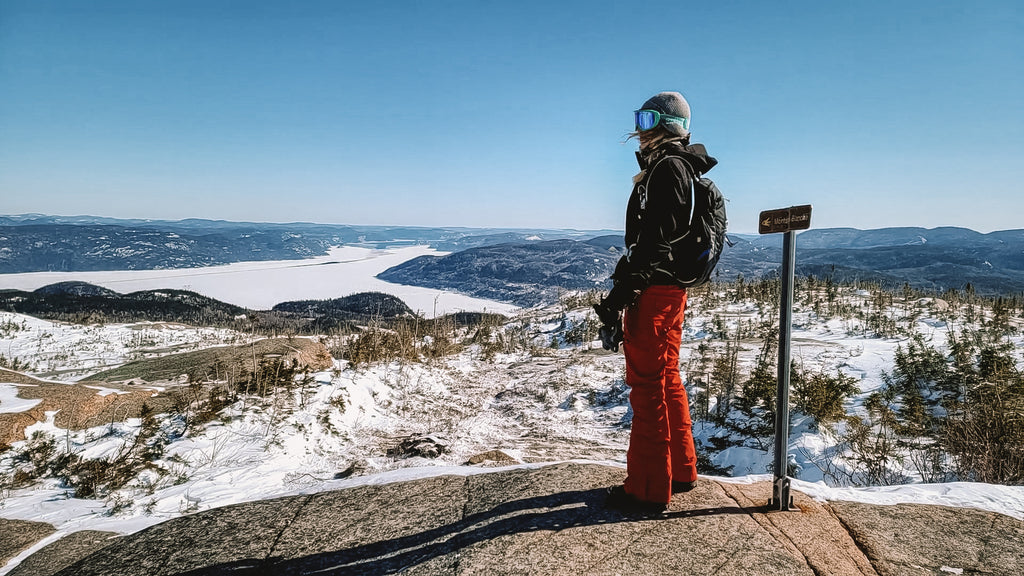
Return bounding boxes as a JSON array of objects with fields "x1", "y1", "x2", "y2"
[{"x1": 1, "y1": 1, "x2": 1021, "y2": 233}]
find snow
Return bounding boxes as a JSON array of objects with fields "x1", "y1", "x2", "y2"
[
  {"x1": 704, "y1": 472, "x2": 1024, "y2": 520},
  {"x1": 0, "y1": 246, "x2": 518, "y2": 318},
  {"x1": 82, "y1": 385, "x2": 131, "y2": 397},
  {"x1": 792, "y1": 478, "x2": 1024, "y2": 520},
  {"x1": 0, "y1": 384, "x2": 41, "y2": 413},
  {"x1": 0, "y1": 311, "x2": 248, "y2": 380}
]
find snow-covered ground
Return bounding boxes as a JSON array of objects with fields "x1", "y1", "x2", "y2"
[
  {"x1": 0, "y1": 311, "x2": 248, "y2": 380},
  {"x1": 1, "y1": 287, "x2": 1023, "y2": 575},
  {"x1": 0, "y1": 245, "x2": 519, "y2": 317}
]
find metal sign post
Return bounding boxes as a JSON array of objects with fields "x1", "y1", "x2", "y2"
[{"x1": 758, "y1": 205, "x2": 811, "y2": 512}]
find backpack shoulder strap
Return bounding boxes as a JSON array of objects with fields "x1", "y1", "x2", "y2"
[
  {"x1": 648, "y1": 154, "x2": 697, "y2": 228},
  {"x1": 673, "y1": 155, "x2": 699, "y2": 179}
]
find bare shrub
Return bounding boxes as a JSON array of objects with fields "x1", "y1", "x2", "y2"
[
  {"x1": 343, "y1": 326, "x2": 415, "y2": 366},
  {"x1": 422, "y1": 315, "x2": 461, "y2": 360},
  {"x1": 53, "y1": 403, "x2": 170, "y2": 498},
  {"x1": 944, "y1": 383, "x2": 1024, "y2": 484},
  {"x1": 839, "y1": 390, "x2": 908, "y2": 486},
  {"x1": 4, "y1": 431, "x2": 58, "y2": 488},
  {"x1": 563, "y1": 313, "x2": 598, "y2": 348},
  {"x1": 0, "y1": 353, "x2": 34, "y2": 372},
  {"x1": 4, "y1": 404, "x2": 172, "y2": 499},
  {"x1": 559, "y1": 289, "x2": 602, "y2": 311}
]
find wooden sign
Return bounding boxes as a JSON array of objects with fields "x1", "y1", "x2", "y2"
[{"x1": 759, "y1": 205, "x2": 812, "y2": 234}]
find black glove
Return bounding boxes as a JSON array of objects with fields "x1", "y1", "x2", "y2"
[
  {"x1": 598, "y1": 322, "x2": 624, "y2": 352},
  {"x1": 594, "y1": 257, "x2": 645, "y2": 352},
  {"x1": 594, "y1": 296, "x2": 627, "y2": 352},
  {"x1": 608, "y1": 256, "x2": 645, "y2": 310},
  {"x1": 593, "y1": 298, "x2": 619, "y2": 326}
]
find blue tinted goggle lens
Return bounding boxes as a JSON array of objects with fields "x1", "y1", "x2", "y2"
[
  {"x1": 634, "y1": 110, "x2": 660, "y2": 131},
  {"x1": 634, "y1": 109, "x2": 690, "y2": 132}
]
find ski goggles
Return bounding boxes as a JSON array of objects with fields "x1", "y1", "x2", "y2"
[{"x1": 634, "y1": 109, "x2": 690, "y2": 132}]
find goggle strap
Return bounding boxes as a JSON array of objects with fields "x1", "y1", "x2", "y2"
[{"x1": 661, "y1": 116, "x2": 690, "y2": 131}]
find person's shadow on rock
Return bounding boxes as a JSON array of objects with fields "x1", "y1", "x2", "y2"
[{"x1": 174, "y1": 487, "x2": 753, "y2": 576}]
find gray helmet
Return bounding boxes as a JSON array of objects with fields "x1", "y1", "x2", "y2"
[{"x1": 639, "y1": 91, "x2": 691, "y2": 138}]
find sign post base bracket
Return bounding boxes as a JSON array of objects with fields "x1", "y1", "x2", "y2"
[{"x1": 768, "y1": 476, "x2": 794, "y2": 512}]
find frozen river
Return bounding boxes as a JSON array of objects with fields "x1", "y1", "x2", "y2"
[{"x1": 0, "y1": 245, "x2": 518, "y2": 318}]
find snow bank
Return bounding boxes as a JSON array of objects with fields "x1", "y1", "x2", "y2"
[{"x1": 0, "y1": 384, "x2": 41, "y2": 413}]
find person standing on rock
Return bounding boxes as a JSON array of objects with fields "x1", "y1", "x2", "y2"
[{"x1": 594, "y1": 91, "x2": 718, "y2": 513}]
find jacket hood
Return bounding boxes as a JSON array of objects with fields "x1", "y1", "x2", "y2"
[{"x1": 638, "y1": 140, "x2": 718, "y2": 175}]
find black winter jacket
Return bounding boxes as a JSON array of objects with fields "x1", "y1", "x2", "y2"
[{"x1": 615, "y1": 140, "x2": 718, "y2": 290}]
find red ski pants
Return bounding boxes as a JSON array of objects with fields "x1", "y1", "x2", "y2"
[{"x1": 622, "y1": 284, "x2": 697, "y2": 504}]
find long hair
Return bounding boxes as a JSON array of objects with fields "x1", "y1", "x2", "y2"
[{"x1": 627, "y1": 126, "x2": 689, "y2": 153}]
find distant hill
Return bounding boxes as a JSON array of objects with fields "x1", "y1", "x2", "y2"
[
  {"x1": 0, "y1": 215, "x2": 616, "y2": 273},
  {"x1": 429, "y1": 230, "x2": 606, "y2": 251},
  {"x1": 269, "y1": 292, "x2": 418, "y2": 331},
  {"x1": 0, "y1": 284, "x2": 427, "y2": 332},
  {"x1": 0, "y1": 223, "x2": 336, "y2": 272},
  {"x1": 33, "y1": 281, "x2": 119, "y2": 298},
  {"x1": 0, "y1": 283, "x2": 249, "y2": 325},
  {"x1": 792, "y1": 227, "x2": 1024, "y2": 294},
  {"x1": 377, "y1": 239, "x2": 623, "y2": 306},
  {"x1": 272, "y1": 292, "x2": 414, "y2": 319},
  {"x1": 677, "y1": 226, "x2": 1024, "y2": 295}
]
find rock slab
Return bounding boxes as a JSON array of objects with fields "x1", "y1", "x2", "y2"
[
  {"x1": 0, "y1": 519, "x2": 55, "y2": 568},
  {"x1": 7, "y1": 531, "x2": 119, "y2": 576},
  {"x1": 4, "y1": 463, "x2": 1023, "y2": 575}
]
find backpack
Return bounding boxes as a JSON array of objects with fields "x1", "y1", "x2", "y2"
[{"x1": 664, "y1": 156, "x2": 729, "y2": 287}]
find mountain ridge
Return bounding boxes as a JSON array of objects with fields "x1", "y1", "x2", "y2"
[
  {"x1": 0, "y1": 284, "x2": 446, "y2": 333},
  {"x1": 0, "y1": 216, "x2": 615, "y2": 273},
  {"x1": 4, "y1": 215, "x2": 1024, "y2": 300},
  {"x1": 378, "y1": 229, "x2": 1024, "y2": 303}
]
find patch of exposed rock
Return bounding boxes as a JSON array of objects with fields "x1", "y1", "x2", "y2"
[
  {"x1": 84, "y1": 337, "x2": 333, "y2": 384},
  {"x1": 6, "y1": 531, "x2": 118, "y2": 576},
  {"x1": 0, "y1": 370, "x2": 173, "y2": 448},
  {"x1": 0, "y1": 519, "x2": 55, "y2": 568},
  {"x1": 465, "y1": 450, "x2": 520, "y2": 466}
]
